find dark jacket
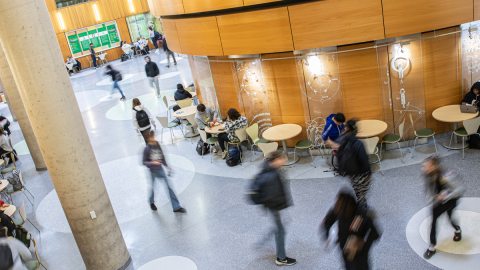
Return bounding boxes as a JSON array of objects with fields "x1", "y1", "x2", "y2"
[
  {"x1": 145, "y1": 62, "x2": 160, "y2": 78},
  {"x1": 337, "y1": 133, "x2": 371, "y2": 176},
  {"x1": 89, "y1": 47, "x2": 95, "y2": 56},
  {"x1": 253, "y1": 162, "x2": 292, "y2": 210},
  {"x1": 162, "y1": 37, "x2": 170, "y2": 52},
  {"x1": 174, "y1": 89, "x2": 193, "y2": 101},
  {"x1": 322, "y1": 114, "x2": 344, "y2": 141},
  {"x1": 463, "y1": 91, "x2": 480, "y2": 108},
  {"x1": 105, "y1": 69, "x2": 120, "y2": 82},
  {"x1": 143, "y1": 142, "x2": 168, "y2": 171}
]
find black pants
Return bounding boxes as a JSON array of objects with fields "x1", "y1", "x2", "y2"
[
  {"x1": 140, "y1": 127, "x2": 151, "y2": 144},
  {"x1": 91, "y1": 54, "x2": 97, "y2": 67},
  {"x1": 217, "y1": 132, "x2": 230, "y2": 151},
  {"x1": 430, "y1": 199, "x2": 460, "y2": 246},
  {"x1": 341, "y1": 247, "x2": 370, "y2": 270}
]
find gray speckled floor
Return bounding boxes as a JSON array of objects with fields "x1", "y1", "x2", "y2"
[{"x1": 4, "y1": 52, "x2": 480, "y2": 270}]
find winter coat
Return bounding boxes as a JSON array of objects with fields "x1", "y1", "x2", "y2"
[
  {"x1": 337, "y1": 133, "x2": 371, "y2": 176},
  {"x1": 145, "y1": 62, "x2": 160, "y2": 78},
  {"x1": 253, "y1": 162, "x2": 292, "y2": 210},
  {"x1": 322, "y1": 114, "x2": 345, "y2": 141}
]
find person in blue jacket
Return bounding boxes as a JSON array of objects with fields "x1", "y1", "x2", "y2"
[{"x1": 322, "y1": 113, "x2": 346, "y2": 142}]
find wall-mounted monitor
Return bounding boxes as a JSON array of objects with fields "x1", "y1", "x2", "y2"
[
  {"x1": 65, "y1": 21, "x2": 121, "y2": 58},
  {"x1": 56, "y1": 0, "x2": 90, "y2": 9}
]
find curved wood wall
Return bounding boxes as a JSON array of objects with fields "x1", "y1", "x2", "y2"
[
  {"x1": 150, "y1": 0, "x2": 281, "y2": 16},
  {"x1": 159, "y1": 0, "x2": 474, "y2": 56}
]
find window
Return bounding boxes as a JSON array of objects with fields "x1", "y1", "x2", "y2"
[
  {"x1": 56, "y1": 0, "x2": 90, "y2": 8},
  {"x1": 126, "y1": 13, "x2": 162, "y2": 42}
]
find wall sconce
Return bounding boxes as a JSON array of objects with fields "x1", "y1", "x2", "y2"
[
  {"x1": 92, "y1": 3, "x2": 101, "y2": 22},
  {"x1": 56, "y1": 12, "x2": 66, "y2": 31},
  {"x1": 128, "y1": 0, "x2": 136, "y2": 13}
]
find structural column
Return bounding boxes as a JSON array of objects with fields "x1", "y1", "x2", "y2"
[
  {"x1": 0, "y1": 1, "x2": 130, "y2": 269},
  {"x1": 0, "y1": 49, "x2": 46, "y2": 170}
]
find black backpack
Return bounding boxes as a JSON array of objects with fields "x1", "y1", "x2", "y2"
[
  {"x1": 114, "y1": 71, "x2": 123, "y2": 81},
  {"x1": 0, "y1": 243, "x2": 13, "y2": 269},
  {"x1": 196, "y1": 139, "x2": 209, "y2": 156},
  {"x1": 135, "y1": 109, "x2": 150, "y2": 128},
  {"x1": 226, "y1": 147, "x2": 241, "y2": 167}
]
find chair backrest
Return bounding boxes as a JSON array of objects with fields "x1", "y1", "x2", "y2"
[
  {"x1": 398, "y1": 119, "x2": 406, "y2": 139},
  {"x1": 156, "y1": 116, "x2": 169, "y2": 128},
  {"x1": 235, "y1": 127, "x2": 248, "y2": 142},
  {"x1": 162, "y1": 96, "x2": 169, "y2": 109},
  {"x1": 258, "y1": 142, "x2": 279, "y2": 157},
  {"x1": 185, "y1": 114, "x2": 198, "y2": 128},
  {"x1": 360, "y1": 136, "x2": 379, "y2": 155},
  {"x1": 177, "y1": 99, "x2": 192, "y2": 108},
  {"x1": 198, "y1": 129, "x2": 207, "y2": 142},
  {"x1": 246, "y1": 123, "x2": 259, "y2": 143},
  {"x1": 99, "y1": 53, "x2": 106, "y2": 60},
  {"x1": 19, "y1": 203, "x2": 27, "y2": 223},
  {"x1": 463, "y1": 117, "x2": 480, "y2": 135}
]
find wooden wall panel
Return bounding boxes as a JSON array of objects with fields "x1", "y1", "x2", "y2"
[
  {"x1": 475, "y1": 0, "x2": 480, "y2": 20},
  {"x1": 338, "y1": 46, "x2": 384, "y2": 121},
  {"x1": 382, "y1": 0, "x2": 473, "y2": 38},
  {"x1": 423, "y1": 32, "x2": 463, "y2": 132},
  {"x1": 175, "y1": 17, "x2": 224, "y2": 56},
  {"x1": 161, "y1": 19, "x2": 182, "y2": 52},
  {"x1": 217, "y1": 7, "x2": 294, "y2": 55},
  {"x1": 244, "y1": 0, "x2": 280, "y2": 5},
  {"x1": 209, "y1": 61, "x2": 243, "y2": 117},
  {"x1": 182, "y1": 0, "x2": 243, "y2": 13},
  {"x1": 148, "y1": 0, "x2": 184, "y2": 16},
  {"x1": 289, "y1": 0, "x2": 385, "y2": 51}
]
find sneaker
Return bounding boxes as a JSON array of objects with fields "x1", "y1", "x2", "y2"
[
  {"x1": 166, "y1": 65, "x2": 170, "y2": 68},
  {"x1": 173, "y1": 207, "x2": 187, "y2": 213},
  {"x1": 150, "y1": 203, "x2": 157, "y2": 211},
  {"x1": 275, "y1": 257, "x2": 296, "y2": 266},
  {"x1": 423, "y1": 248, "x2": 436, "y2": 259},
  {"x1": 222, "y1": 151, "x2": 228, "y2": 159},
  {"x1": 120, "y1": 96, "x2": 126, "y2": 101},
  {"x1": 454, "y1": 230, "x2": 462, "y2": 241}
]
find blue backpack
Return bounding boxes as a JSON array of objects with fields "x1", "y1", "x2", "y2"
[{"x1": 226, "y1": 147, "x2": 241, "y2": 167}]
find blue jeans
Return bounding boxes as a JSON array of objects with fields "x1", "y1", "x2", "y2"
[
  {"x1": 149, "y1": 168, "x2": 181, "y2": 210},
  {"x1": 270, "y1": 210, "x2": 286, "y2": 259},
  {"x1": 112, "y1": 80, "x2": 125, "y2": 98}
]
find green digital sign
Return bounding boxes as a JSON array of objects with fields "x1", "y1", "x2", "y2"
[
  {"x1": 107, "y1": 24, "x2": 120, "y2": 43},
  {"x1": 65, "y1": 21, "x2": 121, "y2": 57},
  {"x1": 67, "y1": 34, "x2": 82, "y2": 55}
]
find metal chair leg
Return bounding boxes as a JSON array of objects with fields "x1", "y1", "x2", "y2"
[
  {"x1": 449, "y1": 132, "x2": 454, "y2": 149},
  {"x1": 432, "y1": 135, "x2": 438, "y2": 153},
  {"x1": 462, "y1": 137, "x2": 465, "y2": 159},
  {"x1": 397, "y1": 142, "x2": 404, "y2": 163},
  {"x1": 308, "y1": 149, "x2": 316, "y2": 168},
  {"x1": 412, "y1": 137, "x2": 418, "y2": 158}
]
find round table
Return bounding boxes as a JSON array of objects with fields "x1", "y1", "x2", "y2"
[
  {"x1": 0, "y1": 179, "x2": 8, "y2": 192},
  {"x1": 0, "y1": 204, "x2": 16, "y2": 217},
  {"x1": 172, "y1": 105, "x2": 199, "y2": 138},
  {"x1": 262, "y1": 124, "x2": 302, "y2": 165},
  {"x1": 205, "y1": 123, "x2": 225, "y2": 134},
  {"x1": 432, "y1": 105, "x2": 479, "y2": 149},
  {"x1": 356, "y1": 120, "x2": 388, "y2": 138}
]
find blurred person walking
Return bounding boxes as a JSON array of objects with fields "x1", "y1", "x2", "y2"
[
  {"x1": 422, "y1": 155, "x2": 462, "y2": 259},
  {"x1": 144, "y1": 56, "x2": 161, "y2": 97},
  {"x1": 248, "y1": 150, "x2": 296, "y2": 266},
  {"x1": 162, "y1": 36, "x2": 177, "y2": 68},
  {"x1": 322, "y1": 190, "x2": 381, "y2": 270},
  {"x1": 328, "y1": 120, "x2": 372, "y2": 208},
  {"x1": 143, "y1": 131, "x2": 186, "y2": 213},
  {"x1": 104, "y1": 65, "x2": 126, "y2": 101}
]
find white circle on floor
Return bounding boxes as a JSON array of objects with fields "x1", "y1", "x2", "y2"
[
  {"x1": 74, "y1": 90, "x2": 110, "y2": 112},
  {"x1": 105, "y1": 91, "x2": 174, "y2": 121},
  {"x1": 35, "y1": 153, "x2": 195, "y2": 233},
  {"x1": 95, "y1": 73, "x2": 144, "y2": 86},
  {"x1": 159, "y1": 72, "x2": 180, "y2": 80},
  {"x1": 13, "y1": 140, "x2": 29, "y2": 156},
  {"x1": 138, "y1": 256, "x2": 197, "y2": 270},
  {"x1": 406, "y1": 197, "x2": 480, "y2": 269}
]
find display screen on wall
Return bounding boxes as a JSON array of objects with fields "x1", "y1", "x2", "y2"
[{"x1": 65, "y1": 21, "x2": 121, "y2": 58}]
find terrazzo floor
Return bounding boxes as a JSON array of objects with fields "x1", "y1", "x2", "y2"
[{"x1": 3, "y1": 52, "x2": 480, "y2": 270}]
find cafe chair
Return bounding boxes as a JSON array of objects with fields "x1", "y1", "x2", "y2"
[
  {"x1": 246, "y1": 123, "x2": 269, "y2": 161},
  {"x1": 452, "y1": 117, "x2": 480, "y2": 159},
  {"x1": 360, "y1": 136, "x2": 383, "y2": 174},
  {"x1": 98, "y1": 53, "x2": 108, "y2": 65},
  {"x1": 162, "y1": 96, "x2": 174, "y2": 120},
  {"x1": 293, "y1": 125, "x2": 317, "y2": 167},
  {"x1": 17, "y1": 203, "x2": 41, "y2": 239},
  {"x1": 411, "y1": 114, "x2": 437, "y2": 157},
  {"x1": 380, "y1": 119, "x2": 405, "y2": 162},
  {"x1": 157, "y1": 116, "x2": 183, "y2": 144},
  {"x1": 198, "y1": 129, "x2": 218, "y2": 163},
  {"x1": 227, "y1": 127, "x2": 250, "y2": 164},
  {"x1": 257, "y1": 142, "x2": 279, "y2": 159},
  {"x1": 5, "y1": 168, "x2": 35, "y2": 207},
  {"x1": 177, "y1": 98, "x2": 193, "y2": 109}
]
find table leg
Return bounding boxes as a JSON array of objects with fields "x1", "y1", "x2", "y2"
[
  {"x1": 281, "y1": 140, "x2": 299, "y2": 166},
  {"x1": 441, "y1": 122, "x2": 467, "y2": 150}
]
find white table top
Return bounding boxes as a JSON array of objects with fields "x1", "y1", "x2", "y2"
[
  {"x1": 0, "y1": 205, "x2": 16, "y2": 217},
  {"x1": 0, "y1": 179, "x2": 8, "y2": 192},
  {"x1": 357, "y1": 120, "x2": 388, "y2": 138},
  {"x1": 166, "y1": 93, "x2": 197, "y2": 107},
  {"x1": 205, "y1": 123, "x2": 225, "y2": 134},
  {"x1": 432, "y1": 104, "x2": 478, "y2": 123},
  {"x1": 262, "y1": 124, "x2": 302, "y2": 141},
  {"x1": 173, "y1": 105, "x2": 197, "y2": 118}
]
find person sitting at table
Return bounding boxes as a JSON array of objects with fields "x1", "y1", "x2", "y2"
[
  {"x1": 195, "y1": 104, "x2": 218, "y2": 130},
  {"x1": 121, "y1": 41, "x2": 133, "y2": 59},
  {"x1": 65, "y1": 56, "x2": 81, "y2": 75},
  {"x1": 0, "y1": 127, "x2": 17, "y2": 165},
  {"x1": 0, "y1": 115, "x2": 11, "y2": 136},
  {"x1": 172, "y1": 84, "x2": 193, "y2": 111},
  {"x1": 463, "y1": 81, "x2": 480, "y2": 108},
  {"x1": 322, "y1": 112, "x2": 345, "y2": 142},
  {"x1": 218, "y1": 108, "x2": 248, "y2": 159}
]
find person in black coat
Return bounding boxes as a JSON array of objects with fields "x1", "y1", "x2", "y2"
[
  {"x1": 89, "y1": 43, "x2": 97, "y2": 68},
  {"x1": 172, "y1": 84, "x2": 193, "y2": 111},
  {"x1": 463, "y1": 81, "x2": 480, "y2": 108},
  {"x1": 322, "y1": 190, "x2": 381, "y2": 270},
  {"x1": 162, "y1": 36, "x2": 177, "y2": 67},
  {"x1": 250, "y1": 150, "x2": 296, "y2": 266},
  {"x1": 104, "y1": 65, "x2": 126, "y2": 100},
  {"x1": 144, "y1": 56, "x2": 161, "y2": 97}
]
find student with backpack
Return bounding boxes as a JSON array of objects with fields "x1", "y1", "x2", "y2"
[
  {"x1": 327, "y1": 120, "x2": 372, "y2": 208},
  {"x1": 248, "y1": 150, "x2": 296, "y2": 266},
  {"x1": 132, "y1": 98, "x2": 155, "y2": 144},
  {"x1": 104, "y1": 65, "x2": 126, "y2": 101}
]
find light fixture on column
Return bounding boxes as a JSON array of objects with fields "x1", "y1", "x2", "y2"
[
  {"x1": 128, "y1": 0, "x2": 136, "y2": 13},
  {"x1": 56, "y1": 12, "x2": 66, "y2": 31},
  {"x1": 92, "y1": 3, "x2": 101, "y2": 22}
]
